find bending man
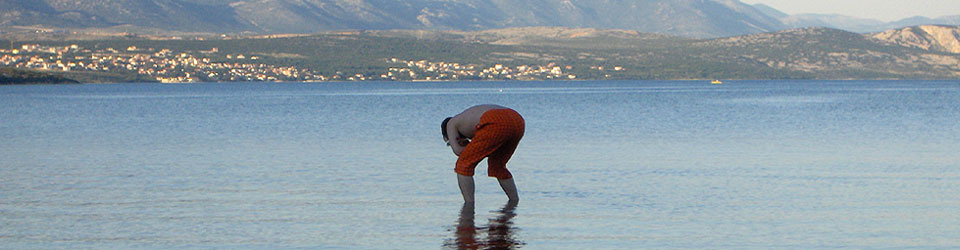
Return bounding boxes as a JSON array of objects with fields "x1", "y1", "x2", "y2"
[{"x1": 442, "y1": 104, "x2": 525, "y2": 203}]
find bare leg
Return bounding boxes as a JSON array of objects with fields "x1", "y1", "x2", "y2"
[
  {"x1": 458, "y1": 174, "x2": 475, "y2": 203},
  {"x1": 498, "y1": 178, "x2": 519, "y2": 202}
]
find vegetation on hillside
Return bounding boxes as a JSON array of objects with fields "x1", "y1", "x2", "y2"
[{"x1": 0, "y1": 67, "x2": 79, "y2": 84}]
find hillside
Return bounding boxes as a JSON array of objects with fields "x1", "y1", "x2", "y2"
[
  {"x1": 1, "y1": 0, "x2": 786, "y2": 38},
  {"x1": 5, "y1": 0, "x2": 960, "y2": 40},
  {"x1": 371, "y1": 27, "x2": 682, "y2": 49},
  {"x1": 0, "y1": 67, "x2": 79, "y2": 84},
  {"x1": 870, "y1": 25, "x2": 960, "y2": 54},
  {"x1": 7, "y1": 26, "x2": 960, "y2": 82},
  {"x1": 697, "y1": 27, "x2": 960, "y2": 78},
  {"x1": 0, "y1": 0, "x2": 246, "y2": 32}
]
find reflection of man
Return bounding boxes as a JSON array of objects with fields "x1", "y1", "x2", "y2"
[
  {"x1": 442, "y1": 104, "x2": 524, "y2": 203},
  {"x1": 485, "y1": 200, "x2": 520, "y2": 248},
  {"x1": 451, "y1": 203, "x2": 478, "y2": 249},
  {"x1": 446, "y1": 201, "x2": 522, "y2": 249}
]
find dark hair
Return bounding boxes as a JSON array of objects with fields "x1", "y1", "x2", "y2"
[{"x1": 441, "y1": 117, "x2": 452, "y2": 140}]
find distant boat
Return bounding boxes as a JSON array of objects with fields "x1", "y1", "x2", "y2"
[{"x1": 711, "y1": 80, "x2": 723, "y2": 84}]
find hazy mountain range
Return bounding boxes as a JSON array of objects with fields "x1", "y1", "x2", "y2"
[
  {"x1": 2, "y1": 0, "x2": 958, "y2": 38},
  {"x1": 752, "y1": 3, "x2": 960, "y2": 33}
]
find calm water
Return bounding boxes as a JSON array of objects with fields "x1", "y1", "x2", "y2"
[{"x1": 2, "y1": 80, "x2": 959, "y2": 248}]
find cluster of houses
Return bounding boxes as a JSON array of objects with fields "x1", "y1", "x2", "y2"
[
  {"x1": 2, "y1": 44, "x2": 618, "y2": 83},
  {"x1": 1, "y1": 44, "x2": 330, "y2": 83},
  {"x1": 387, "y1": 58, "x2": 578, "y2": 81}
]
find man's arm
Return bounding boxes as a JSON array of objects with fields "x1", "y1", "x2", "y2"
[{"x1": 447, "y1": 116, "x2": 466, "y2": 156}]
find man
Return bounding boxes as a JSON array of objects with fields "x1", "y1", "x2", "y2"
[{"x1": 442, "y1": 104, "x2": 524, "y2": 203}]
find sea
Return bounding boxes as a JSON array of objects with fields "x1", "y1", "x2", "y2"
[{"x1": 1, "y1": 80, "x2": 959, "y2": 249}]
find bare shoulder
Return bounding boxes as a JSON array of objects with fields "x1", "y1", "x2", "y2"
[
  {"x1": 452, "y1": 104, "x2": 507, "y2": 128},
  {"x1": 464, "y1": 104, "x2": 507, "y2": 114},
  {"x1": 458, "y1": 104, "x2": 505, "y2": 119}
]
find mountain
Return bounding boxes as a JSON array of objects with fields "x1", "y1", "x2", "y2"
[
  {"x1": 749, "y1": 3, "x2": 960, "y2": 33},
  {"x1": 4, "y1": 0, "x2": 959, "y2": 40},
  {"x1": 882, "y1": 16, "x2": 960, "y2": 31},
  {"x1": 1, "y1": 0, "x2": 788, "y2": 38},
  {"x1": 221, "y1": 0, "x2": 788, "y2": 38},
  {"x1": 750, "y1": 3, "x2": 887, "y2": 32},
  {"x1": 370, "y1": 26, "x2": 681, "y2": 49},
  {"x1": 0, "y1": 0, "x2": 247, "y2": 32},
  {"x1": 870, "y1": 25, "x2": 960, "y2": 54},
  {"x1": 694, "y1": 27, "x2": 960, "y2": 78},
  {"x1": 749, "y1": 3, "x2": 785, "y2": 19},
  {"x1": 780, "y1": 14, "x2": 884, "y2": 32}
]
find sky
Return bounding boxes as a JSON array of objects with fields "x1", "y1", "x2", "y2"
[{"x1": 739, "y1": 0, "x2": 960, "y2": 21}]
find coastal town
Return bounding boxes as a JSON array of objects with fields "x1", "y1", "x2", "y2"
[{"x1": 0, "y1": 43, "x2": 611, "y2": 83}]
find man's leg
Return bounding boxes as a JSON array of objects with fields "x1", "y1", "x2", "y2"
[
  {"x1": 458, "y1": 174, "x2": 475, "y2": 203},
  {"x1": 498, "y1": 178, "x2": 519, "y2": 202}
]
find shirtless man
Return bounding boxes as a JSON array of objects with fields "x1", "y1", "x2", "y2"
[{"x1": 442, "y1": 104, "x2": 525, "y2": 203}]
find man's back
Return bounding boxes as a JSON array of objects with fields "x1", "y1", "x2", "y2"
[{"x1": 451, "y1": 104, "x2": 508, "y2": 138}]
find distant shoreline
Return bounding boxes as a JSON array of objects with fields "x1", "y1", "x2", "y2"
[{"x1": 5, "y1": 26, "x2": 960, "y2": 83}]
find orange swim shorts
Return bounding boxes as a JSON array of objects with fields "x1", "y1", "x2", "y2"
[{"x1": 455, "y1": 108, "x2": 525, "y2": 179}]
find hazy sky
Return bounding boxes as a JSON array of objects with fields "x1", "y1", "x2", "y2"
[{"x1": 739, "y1": 0, "x2": 960, "y2": 21}]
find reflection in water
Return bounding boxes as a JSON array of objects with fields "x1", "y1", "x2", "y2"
[{"x1": 445, "y1": 201, "x2": 523, "y2": 249}]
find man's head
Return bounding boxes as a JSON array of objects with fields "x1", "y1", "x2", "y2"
[{"x1": 441, "y1": 117, "x2": 452, "y2": 143}]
